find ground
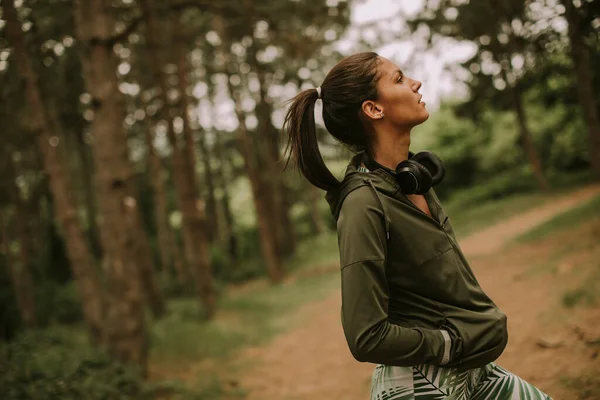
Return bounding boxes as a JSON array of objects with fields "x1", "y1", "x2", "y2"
[{"x1": 233, "y1": 184, "x2": 600, "y2": 400}]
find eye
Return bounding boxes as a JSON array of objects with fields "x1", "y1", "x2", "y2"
[{"x1": 397, "y1": 75, "x2": 404, "y2": 83}]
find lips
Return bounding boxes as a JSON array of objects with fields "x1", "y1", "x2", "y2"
[{"x1": 418, "y1": 95, "x2": 423, "y2": 103}]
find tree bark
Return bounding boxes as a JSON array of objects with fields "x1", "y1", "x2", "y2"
[
  {"x1": 197, "y1": 130, "x2": 220, "y2": 243},
  {"x1": 144, "y1": 117, "x2": 187, "y2": 285},
  {"x1": 215, "y1": 17, "x2": 284, "y2": 283},
  {"x1": 232, "y1": 0, "x2": 294, "y2": 260},
  {"x1": 3, "y1": 0, "x2": 105, "y2": 342},
  {"x1": 142, "y1": 0, "x2": 215, "y2": 316},
  {"x1": 3, "y1": 168, "x2": 37, "y2": 329},
  {"x1": 511, "y1": 82, "x2": 549, "y2": 191},
  {"x1": 173, "y1": 18, "x2": 215, "y2": 315},
  {"x1": 214, "y1": 129, "x2": 238, "y2": 260},
  {"x1": 231, "y1": 90, "x2": 284, "y2": 283},
  {"x1": 74, "y1": 0, "x2": 149, "y2": 366},
  {"x1": 74, "y1": 129, "x2": 103, "y2": 259},
  {"x1": 245, "y1": 32, "x2": 296, "y2": 258},
  {"x1": 562, "y1": 0, "x2": 600, "y2": 179},
  {"x1": 133, "y1": 214, "x2": 165, "y2": 318}
]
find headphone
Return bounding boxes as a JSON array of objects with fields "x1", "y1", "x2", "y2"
[{"x1": 361, "y1": 151, "x2": 446, "y2": 195}]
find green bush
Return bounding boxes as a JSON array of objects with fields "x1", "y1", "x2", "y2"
[
  {"x1": 0, "y1": 260, "x2": 21, "y2": 340},
  {"x1": 446, "y1": 165, "x2": 538, "y2": 208},
  {"x1": 0, "y1": 328, "x2": 147, "y2": 400},
  {"x1": 34, "y1": 281, "x2": 83, "y2": 326}
]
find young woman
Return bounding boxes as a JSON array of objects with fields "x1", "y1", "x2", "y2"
[{"x1": 284, "y1": 52, "x2": 551, "y2": 399}]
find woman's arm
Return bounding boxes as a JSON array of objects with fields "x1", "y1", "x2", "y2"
[{"x1": 338, "y1": 186, "x2": 451, "y2": 366}]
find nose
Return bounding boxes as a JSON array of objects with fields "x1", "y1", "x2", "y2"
[{"x1": 412, "y1": 79, "x2": 422, "y2": 92}]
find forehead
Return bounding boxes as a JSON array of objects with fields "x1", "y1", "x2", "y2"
[{"x1": 377, "y1": 57, "x2": 401, "y2": 77}]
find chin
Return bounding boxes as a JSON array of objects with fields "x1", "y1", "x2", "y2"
[{"x1": 413, "y1": 111, "x2": 430, "y2": 127}]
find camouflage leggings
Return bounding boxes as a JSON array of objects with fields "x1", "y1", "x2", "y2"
[{"x1": 370, "y1": 362, "x2": 552, "y2": 399}]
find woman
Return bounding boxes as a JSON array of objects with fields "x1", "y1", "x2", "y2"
[{"x1": 283, "y1": 52, "x2": 551, "y2": 399}]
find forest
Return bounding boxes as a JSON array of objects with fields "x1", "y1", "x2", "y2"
[{"x1": 1, "y1": 0, "x2": 599, "y2": 399}]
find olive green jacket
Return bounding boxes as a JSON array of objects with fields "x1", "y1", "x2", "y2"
[{"x1": 325, "y1": 154, "x2": 508, "y2": 371}]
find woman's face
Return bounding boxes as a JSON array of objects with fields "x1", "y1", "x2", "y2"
[{"x1": 370, "y1": 57, "x2": 429, "y2": 128}]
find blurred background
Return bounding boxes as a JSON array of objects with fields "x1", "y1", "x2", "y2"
[{"x1": 1, "y1": 0, "x2": 599, "y2": 399}]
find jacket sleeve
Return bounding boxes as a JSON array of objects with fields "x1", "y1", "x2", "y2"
[{"x1": 337, "y1": 186, "x2": 450, "y2": 366}]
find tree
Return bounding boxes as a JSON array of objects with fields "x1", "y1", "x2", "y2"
[
  {"x1": 1, "y1": 159, "x2": 37, "y2": 329},
  {"x1": 409, "y1": 0, "x2": 550, "y2": 190},
  {"x1": 73, "y1": 0, "x2": 149, "y2": 366},
  {"x1": 561, "y1": 0, "x2": 600, "y2": 179},
  {"x1": 140, "y1": 0, "x2": 215, "y2": 316},
  {"x1": 142, "y1": 114, "x2": 187, "y2": 284},
  {"x1": 3, "y1": 0, "x2": 105, "y2": 341},
  {"x1": 213, "y1": 16, "x2": 285, "y2": 282}
]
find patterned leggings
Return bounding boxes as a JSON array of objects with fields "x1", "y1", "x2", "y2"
[{"x1": 370, "y1": 362, "x2": 552, "y2": 399}]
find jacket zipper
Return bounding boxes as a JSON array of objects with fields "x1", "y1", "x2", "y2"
[{"x1": 401, "y1": 193, "x2": 444, "y2": 228}]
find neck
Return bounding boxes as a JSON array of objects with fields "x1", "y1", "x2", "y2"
[{"x1": 369, "y1": 127, "x2": 411, "y2": 170}]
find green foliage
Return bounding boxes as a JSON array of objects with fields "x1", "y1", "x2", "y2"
[
  {"x1": 445, "y1": 164, "x2": 538, "y2": 206},
  {"x1": 34, "y1": 281, "x2": 83, "y2": 325},
  {"x1": 0, "y1": 327, "x2": 147, "y2": 400},
  {"x1": 213, "y1": 227, "x2": 265, "y2": 283},
  {"x1": 286, "y1": 231, "x2": 338, "y2": 272},
  {"x1": 0, "y1": 261, "x2": 21, "y2": 340}
]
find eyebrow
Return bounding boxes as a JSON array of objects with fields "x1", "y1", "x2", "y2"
[{"x1": 392, "y1": 69, "x2": 403, "y2": 81}]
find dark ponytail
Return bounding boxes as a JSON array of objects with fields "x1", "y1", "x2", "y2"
[
  {"x1": 283, "y1": 88, "x2": 340, "y2": 191},
  {"x1": 283, "y1": 52, "x2": 382, "y2": 192}
]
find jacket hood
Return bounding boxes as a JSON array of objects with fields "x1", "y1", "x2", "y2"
[{"x1": 325, "y1": 152, "x2": 401, "y2": 221}]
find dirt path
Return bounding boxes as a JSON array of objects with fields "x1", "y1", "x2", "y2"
[
  {"x1": 459, "y1": 185, "x2": 600, "y2": 256},
  {"x1": 236, "y1": 184, "x2": 600, "y2": 400}
]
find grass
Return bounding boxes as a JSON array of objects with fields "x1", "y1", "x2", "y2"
[
  {"x1": 149, "y1": 270, "x2": 339, "y2": 398},
  {"x1": 506, "y1": 194, "x2": 600, "y2": 308},
  {"x1": 444, "y1": 191, "x2": 550, "y2": 238},
  {"x1": 442, "y1": 168, "x2": 596, "y2": 238},
  {"x1": 286, "y1": 231, "x2": 338, "y2": 272},
  {"x1": 561, "y1": 373, "x2": 600, "y2": 400},
  {"x1": 515, "y1": 195, "x2": 600, "y2": 243},
  {"x1": 151, "y1": 270, "x2": 339, "y2": 366}
]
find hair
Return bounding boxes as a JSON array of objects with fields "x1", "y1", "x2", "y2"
[{"x1": 283, "y1": 52, "x2": 382, "y2": 191}]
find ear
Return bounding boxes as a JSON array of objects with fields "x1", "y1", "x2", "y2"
[{"x1": 361, "y1": 100, "x2": 384, "y2": 121}]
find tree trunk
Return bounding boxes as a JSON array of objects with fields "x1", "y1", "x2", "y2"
[
  {"x1": 214, "y1": 129, "x2": 238, "y2": 260},
  {"x1": 142, "y1": 0, "x2": 215, "y2": 316},
  {"x1": 74, "y1": 0, "x2": 148, "y2": 366},
  {"x1": 4, "y1": 168, "x2": 37, "y2": 329},
  {"x1": 562, "y1": 0, "x2": 600, "y2": 179},
  {"x1": 74, "y1": 128, "x2": 103, "y2": 259},
  {"x1": 511, "y1": 83, "x2": 549, "y2": 191},
  {"x1": 173, "y1": 20, "x2": 215, "y2": 315},
  {"x1": 245, "y1": 43, "x2": 296, "y2": 258},
  {"x1": 144, "y1": 117, "x2": 187, "y2": 285},
  {"x1": 231, "y1": 92, "x2": 284, "y2": 283},
  {"x1": 0, "y1": 214, "x2": 35, "y2": 329},
  {"x1": 309, "y1": 184, "x2": 324, "y2": 235},
  {"x1": 3, "y1": 0, "x2": 105, "y2": 342},
  {"x1": 215, "y1": 17, "x2": 284, "y2": 283},
  {"x1": 197, "y1": 130, "x2": 219, "y2": 243},
  {"x1": 133, "y1": 214, "x2": 165, "y2": 318}
]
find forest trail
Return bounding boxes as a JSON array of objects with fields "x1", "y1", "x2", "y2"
[{"x1": 235, "y1": 184, "x2": 600, "y2": 400}]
